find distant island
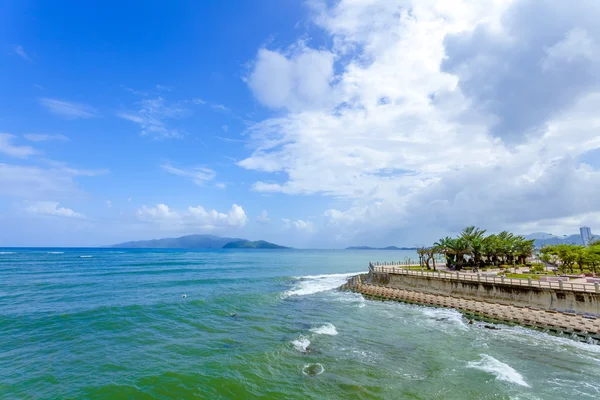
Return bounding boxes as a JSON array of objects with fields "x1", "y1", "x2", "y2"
[
  {"x1": 222, "y1": 240, "x2": 288, "y2": 249},
  {"x1": 111, "y1": 234, "x2": 288, "y2": 249},
  {"x1": 346, "y1": 246, "x2": 417, "y2": 250}
]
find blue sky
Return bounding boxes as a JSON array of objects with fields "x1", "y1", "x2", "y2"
[{"x1": 2, "y1": 0, "x2": 600, "y2": 247}]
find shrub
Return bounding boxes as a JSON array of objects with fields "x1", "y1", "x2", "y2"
[{"x1": 530, "y1": 264, "x2": 544, "y2": 273}]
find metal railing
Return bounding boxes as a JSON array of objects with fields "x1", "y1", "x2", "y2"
[{"x1": 372, "y1": 265, "x2": 600, "y2": 294}]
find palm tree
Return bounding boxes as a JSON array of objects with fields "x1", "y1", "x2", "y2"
[
  {"x1": 460, "y1": 226, "x2": 486, "y2": 268},
  {"x1": 433, "y1": 237, "x2": 453, "y2": 267}
]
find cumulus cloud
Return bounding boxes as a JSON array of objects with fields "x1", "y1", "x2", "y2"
[
  {"x1": 136, "y1": 203, "x2": 247, "y2": 230},
  {"x1": 0, "y1": 134, "x2": 38, "y2": 158},
  {"x1": 256, "y1": 210, "x2": 270, "y2": 224},
  {"x1": 160, "y1": 163, "x2": 216, "y2": 185},
  {"x1": 25, "y1": 201, "x2": 86, "y2": 219},
  {"x1": 247, "y1": 46, "x2": 335, "y2": 111},
  {"x1": 282, "y1": 218, "x2": 315, "y2": 234},
  {"x1": 39, "y1": 98, "x2": 98, "y2": 119},
  {"x1": 240, "y1": 0, "x2": 600, "y2": 245},
  {"x1": 442, "y1": 0, "x2": 600, "y2": 141}
]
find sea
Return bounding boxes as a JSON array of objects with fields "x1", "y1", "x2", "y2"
[{"x1": 1, "y1": 248, "x2": 599, "y2": 399}]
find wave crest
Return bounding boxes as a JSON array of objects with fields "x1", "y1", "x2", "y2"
[
  {"x1": 310, "y1": 323, "x2": 338, "y2": 336},
  {"x1": 467, "y1": 354, "x2": 529, "y2": 387},
  {"x1": 284, "y1": 272, "x2": 363, "y2": 297},
  {"x1": 291, "y1": 336, "x2": 311, "y2": 353}
]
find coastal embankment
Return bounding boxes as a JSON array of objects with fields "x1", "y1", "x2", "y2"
[{"x1": 342, "y1": 264, "x2": 600, "y2": 344}]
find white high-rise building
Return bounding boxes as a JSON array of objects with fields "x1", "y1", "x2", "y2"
[{"x1": 580, "y1": 226, "x2": 592, "y2": 245}]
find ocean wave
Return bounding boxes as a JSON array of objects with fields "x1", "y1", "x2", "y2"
[
  {"x1": 79, "y1": 256, "x2": 93, "y2": 258},
  {"x1": 284, "y1": 271, "x2": 364, "y2": 297},
  {"x1": 467, "y1": 354, "x2": 529, "y2": 387},
  {"x1": 291, "y1": 336, "x2": 311, "y2": 353},
  {"x1": 0, "y1": 251, "x2": 15, "y2": 254},
  {"x1": 418, "y1": 307, "x2": 467, "y2": 330},
  {"x1": 47, "y1": 252, "x2": 64, "y2": 254},
  {"x1": 310, "y1": 323, "x2": 338, "y2": 336},
  {"x1": 496, "y1": 325, "x2": 600, "y2": 355}
]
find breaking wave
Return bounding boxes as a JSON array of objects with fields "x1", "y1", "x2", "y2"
[
  {"x1": 291, "y1": 336, "x2": 311, "y2": 353},
  {"x1": 283, "y1": 272, "x2": 363, "y2": 297},
  {"x1": 310, "y1": 323, "x2": 338, "y2": 336},
  {"x1": 467, "y1": 354, "x2": 530, "y2": 387}
]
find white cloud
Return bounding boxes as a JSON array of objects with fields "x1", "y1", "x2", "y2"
[
  {"x1": 160, "y1": 163, "x2": 216, "y2": 185},
  {"x1": 15, "y1": 45, "x2": 32, "y2": 61},
  {"x1": 543, "y1": 28, "x2": 599, "y2": 70},
  {"x1": 222, "y1": 125, "x2": 229, "y2": 133},
  {"x1": 282, "y1": 218, "x2": 315, "y2": 234},
  {"x1": 136, "y1": 203, "x2": 247, "y2": 230},
  {"x1": 188, "y1": 204, "x2": 247, "y2": 228},
  {"x1": 25, "y1": 201, "x2": 86, "y2": 219},
  {"x1": 137, "y1": 204, "x2": 180, "y2": 223},
  {"x1": 240, "y1": 0, "x2": 600, "y2": 244},
  {"x1": 192, "y1": 98, "x2": 231, "y2": 113},
  {"x1": 39, "y1": 98, "x2": 98, "y2": 119},
  {"x1": 215, "y1": 183, "x2": 227, "y2": 189},
  {"x1": 106, "y1": 200, "x2": 112, "y2": 208},
  {"x1": 24, "y1": 134, "x2": 69, "y2": 142},
  {"x1": 256, "y1": 210, "x2": 270, "y2": 224},
  {"x1": 0, "y1": 134, "x2": 38, "y2": 158},
  {"x1": 0, "y1": 162, "x2": 106, "y2": 199},
  {"x1": 247, "y1": 46, "x2": 335, "y2": 111},
  {"x1": 118, "y1": 97, "x2": 186, "y2": 139}
]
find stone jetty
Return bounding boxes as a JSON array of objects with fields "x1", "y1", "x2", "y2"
[{"x1": 342, "y1": 271, "x2": 600, "y2": 344}]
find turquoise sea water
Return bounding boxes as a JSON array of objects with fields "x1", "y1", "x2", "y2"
[{"x1": 1, "y1": 248, "x2": 600, "y2": 399}]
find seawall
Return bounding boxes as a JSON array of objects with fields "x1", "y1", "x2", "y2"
[
  {"x1": 344, "y1": 280, "x2": 600, "y2": 343},
  {"x1": 368, "y1": 268, "x2": 600, "y2": 315}
]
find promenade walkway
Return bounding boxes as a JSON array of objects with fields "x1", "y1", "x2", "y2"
[{"x1": 370, "y1": 264, "x2": 600, "y2": 293}]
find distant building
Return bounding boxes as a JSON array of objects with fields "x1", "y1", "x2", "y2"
[{"x1": 580, "y1": 226, "x2": 593, "y2": 245}]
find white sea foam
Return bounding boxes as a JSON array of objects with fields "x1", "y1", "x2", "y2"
[
  {"x1": 419, "y1": 307, "x2": 467, "y2": 329},
  {"x1": 47, "y1": 252, "x2": 64, "y2": 254},
  {"x1": 467, "y1": 354, "x2": 530, "y2": 387},
  {"x1": 291, "y1": 336, "x2": 311, "y2": 353},
  {"x1": 284, "y1": 272, "x2": 364, "y2": 297},
  {"x1": 310, "y1": 323, "x2": 338, "y2": 336},
  {"x1": 79, "y1": 255, "x2": 93, "y2": 258},
  {"x1": 0, "y1": 252, "x2": 15, "y2": 254},
  {"x1": 302, "y1": 363, "x2": 324, "y2": 376}
]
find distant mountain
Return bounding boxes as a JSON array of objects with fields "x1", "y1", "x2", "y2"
[
  {"x1": 111, "y1": 234, "x2": 244, "y2": 249},
  {"x1": 521, "y1": 232, "x2": 600, "y2": 247},
  {"x1": 346, "y1": 246, "x2": 417, "y2": 250},
  {"x1": 222, "y1": 240, "x2": 288, "y2": 249},
  {"x1": 523, "y1": 232, "x2": 557, "y2": 240}
]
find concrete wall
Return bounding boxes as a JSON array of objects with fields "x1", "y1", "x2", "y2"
[{"x1": 370, "y1": 272, "x2": 600, "y2": 315}]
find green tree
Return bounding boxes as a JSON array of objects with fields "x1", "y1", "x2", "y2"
[{"x1": 540, "y1": 244, "x2": 579, "y2": 273}]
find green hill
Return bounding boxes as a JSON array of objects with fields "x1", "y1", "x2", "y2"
[
  {"x1": 111, "y1": 234, "x2": 288, "y2": 249},
  {"x1": 112, "y1": 234, "x2": 245, "y2": 248},
  {"x1": 222, "y1": 240, "x2": 288, "y2": 249}
]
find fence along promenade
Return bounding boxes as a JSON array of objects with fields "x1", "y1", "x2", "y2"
[{"x1": 368, "y1": 262, "x2": 600, "y2": 294}]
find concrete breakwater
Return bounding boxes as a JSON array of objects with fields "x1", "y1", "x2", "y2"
[
  {"x1": 369, "y1": 266, "x2": 600, "y2": 315},
  {"x1": 341, "y1": 272, "x2": 600, "y2": 344}
]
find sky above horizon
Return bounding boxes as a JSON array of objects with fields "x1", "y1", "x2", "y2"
[{"x1": 2, "y1": 0, "x2": 600, "y2": 248}]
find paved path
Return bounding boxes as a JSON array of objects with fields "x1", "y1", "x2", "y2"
[
  {"x1": 346, "y1": 280, "x2": 600, "y2": 341},
  {"x1": 372, "y1": 265, "x2": 600, "y2": 293}
]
